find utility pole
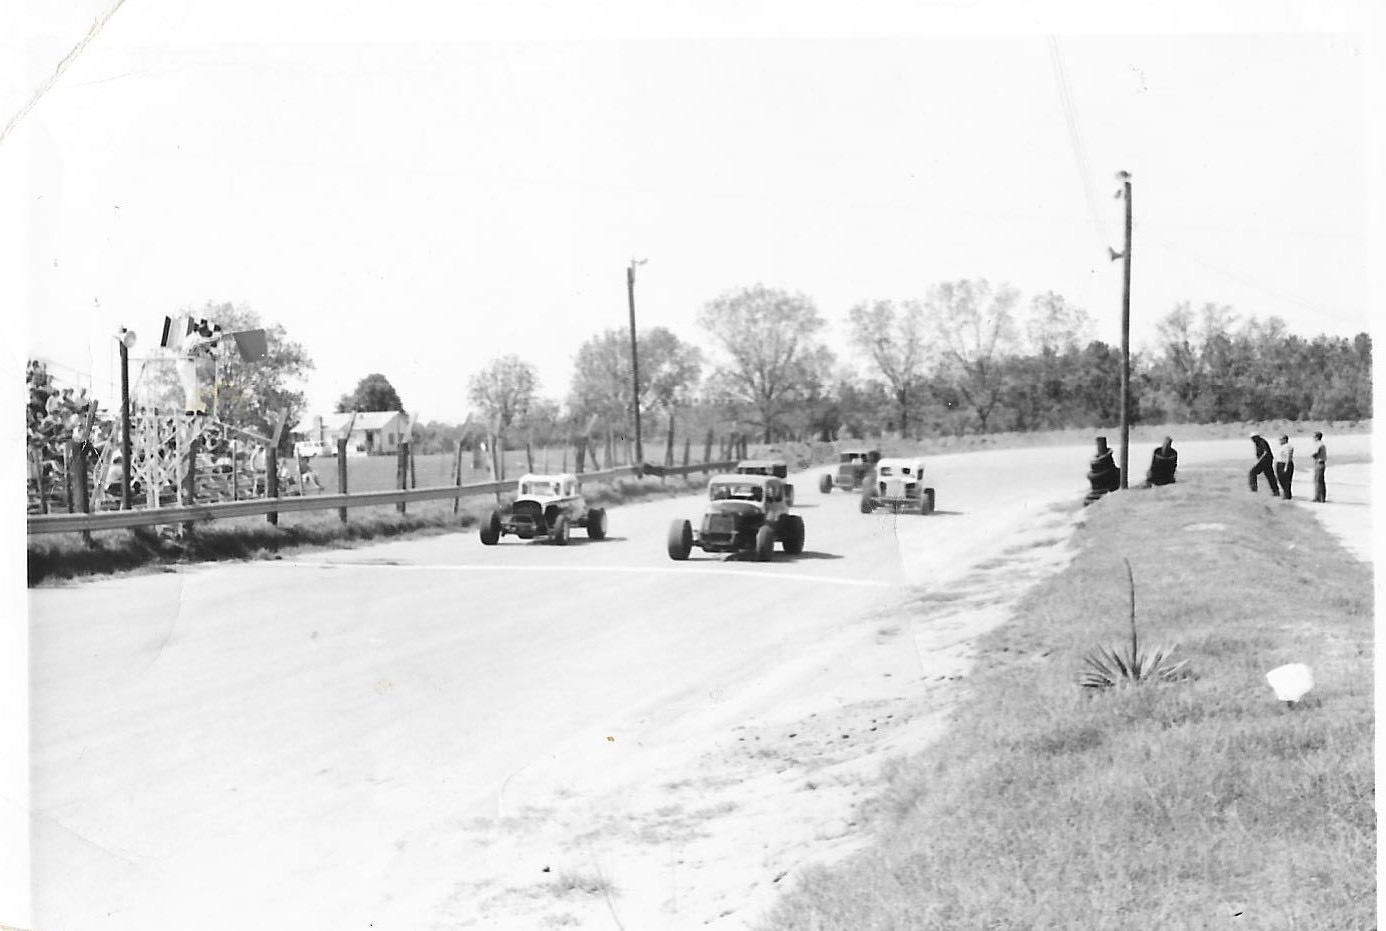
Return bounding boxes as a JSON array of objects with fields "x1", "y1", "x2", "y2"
[
  {"x1": 116, "y1": 327, "x2": 136, "y2": 509},
  {"x1": 1111, "y1": 171, "x2": 1133, "y2": 489},
  {"x1": 627, "y1": 257, "x2": 647, "y2": 465}
]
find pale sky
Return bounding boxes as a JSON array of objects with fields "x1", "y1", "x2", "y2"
[{"x1": 3, "y1": 2, "x2": 1380, "y2": 426}]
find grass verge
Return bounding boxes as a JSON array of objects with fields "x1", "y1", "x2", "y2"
[{"x1": 762, "y1": 469, "x2": 1374, "y2": 930}]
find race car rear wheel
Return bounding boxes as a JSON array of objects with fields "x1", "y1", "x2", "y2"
[
  {"x1": 818, "y1": 474, "x2": 832, "y2": 494},
  {"x1": 480, "y1": 510, "x2": 502, "y2": 545},
  {"x1": 667, "y1": 519, "x2": 693, "y2": 560},
  {"x1": 922, "y1": 488, "x2": 936, "y2": 515},
  {"x1": 860, "y1": 490, "x2": 875, "y2": 514},
  {"x1": 552, "y1": 515, "x2": 570, "y2": 546},
  {"x1": 755, "y1": 525, "x2": 776, "y2": 561},
  {"x1": 586, "y1": 507, "x2": 608, "y2": 540}
]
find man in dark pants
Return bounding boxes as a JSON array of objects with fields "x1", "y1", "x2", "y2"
[
  {"x1": 1249, "y1": 434, "x2": 1279, "y2": 495},
  {"x1": 1275, "y1": 434, "x2": 1295, "y2": 500},
  {"x1": 1311, "y1": 431, "x2": 1327, "y2": 502}
]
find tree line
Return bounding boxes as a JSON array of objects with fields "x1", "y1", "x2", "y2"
[
  {"x1": 71, "y1": 288, "x2": 1364, "y2": 462},
  {"x1": 341, "y1": 282, "x2": 1370, "y2": 454}
]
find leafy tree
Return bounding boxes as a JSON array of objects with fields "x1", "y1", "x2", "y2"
[
  {"x1": 847, "y1": 299, "x2": 931, "y2": 438},
  {"x1": 1023, "y1": 291, "x2": 1092, "y2": 354},
  {"x1": 924, "y1": 279, "x2": 1020, "y2": 431},
  {"x1": 337, "y1": 373, "x2": 405, "y2": 413},
  {"x1": 568, "y1": 327, "x2": 703, "y2": 431},
  {"x1": 468, "y1": 355, "x2": 537, "y2": 434},
  {"x1": 697, "y1": 284, "x2": 834, "y2": 442},
  {"x1": 173, "y1": 301, "x2": 314, "y2": 448}
]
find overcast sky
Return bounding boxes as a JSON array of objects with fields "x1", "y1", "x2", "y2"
[{"x1": 3, "y1": 2, "x2": 1380, "y2": 425}]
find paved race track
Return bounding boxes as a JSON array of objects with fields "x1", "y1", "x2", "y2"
[{"x1": 26, "y1": 435, "x2": 1371, "y2": 929}]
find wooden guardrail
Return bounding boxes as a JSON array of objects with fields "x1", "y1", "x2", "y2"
[{"x1": 26, "y1": 460, "x2": 740, "y2": 536}]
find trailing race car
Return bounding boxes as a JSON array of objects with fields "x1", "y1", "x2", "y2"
[
  {"x1": 735, "y1": 458, "x2": 794, "y2": 505},
  {"x1": 480, "y1": 472, "x2": 608, "y2": 545},
  {"x1": 860, "y1": 456, "x2": 935, "y2": 515},
  {"x1": 667, "y1": 474, "x2": 805, "y2": 561},
  {"x1": 819, "y1": 446, "x2": 881, "y2": 493}
]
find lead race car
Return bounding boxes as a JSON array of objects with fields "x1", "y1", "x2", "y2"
[
  {"x1": 667, "y1": 473, "x2": 805, "y2": 561},
  {"x1": 480, "y1": 472, "x2": 608, "y2": 545},
  {"x1": 734, "y1": 457, "x2": 794, "y2": 506}
]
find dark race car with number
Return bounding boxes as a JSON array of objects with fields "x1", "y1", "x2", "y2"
[
  {"x1": 480, "y1": 472, "x2": 608, "y2": 546},
  {"x1": 819, "y1": 446, "x2": 881, "y2": 493},
  {"x1": 667, "y1": 474, "x2": 804, "y2": 561}
]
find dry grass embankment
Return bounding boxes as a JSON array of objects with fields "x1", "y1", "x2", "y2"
[{"x1": 763, "y1": 469, "x2": 1375, "y2": 930}]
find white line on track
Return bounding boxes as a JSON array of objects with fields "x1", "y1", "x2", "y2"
[{"x1": 272, "y1": 561, "x2": 892, "y2": 588}]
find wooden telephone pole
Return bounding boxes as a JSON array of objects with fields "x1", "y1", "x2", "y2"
[{"x1": 1113, "y1": 171, "x2": 1133, "y2": 489}]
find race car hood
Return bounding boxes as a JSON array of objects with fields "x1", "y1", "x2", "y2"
[{"x1": 706, "y1": 500, "x2": 764, "y2": 518}]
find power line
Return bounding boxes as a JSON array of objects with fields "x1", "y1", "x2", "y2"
[{"x1": 1046, "y1": 36, "x2": 1107, "y2": 248}]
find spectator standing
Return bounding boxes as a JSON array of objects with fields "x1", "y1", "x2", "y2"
[
  {"x1": 1275, "y1": 434, "x2": 1295, "y2": 500},
  {"x1": 1249, "y1": 434, "x2": 1279, "y2": 495},
  {"x1": 1311, "y1": 431, "x2": 1327, "y2": 503}
]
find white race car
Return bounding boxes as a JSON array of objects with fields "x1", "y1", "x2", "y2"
[{"x1": 480, "y1": 472, "x2": 608, "y2": 545}]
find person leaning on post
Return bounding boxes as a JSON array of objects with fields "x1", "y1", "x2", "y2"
[
  {"x1": 1275, "y1": 434, "x2": 1295, "y2": 501},
  {"x1": 1248, "y1": 433, "x2": 1279, "y2": 496},
  {"x1": 1311, "y1": 431, "x2": 1327, "y2": 503}
]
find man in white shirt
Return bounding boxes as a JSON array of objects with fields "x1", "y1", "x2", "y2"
[{"x1": 1275, "y1": 434, "x2": 1295, "y2": 500}]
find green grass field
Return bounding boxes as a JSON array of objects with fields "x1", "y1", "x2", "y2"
[{"x1": 762, "y1": 468, "x2": 1375, "y2": 930}]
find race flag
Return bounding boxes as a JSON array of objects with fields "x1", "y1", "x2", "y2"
[
  {"x1": 160, "y1": 314, "x2": 192, "y2": 352},
  {"x1": 231, "y1": 328, "x2": 268, "y2": 361}
]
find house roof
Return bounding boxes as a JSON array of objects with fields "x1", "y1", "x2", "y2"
[{"x1": 316, "y1": 411, "x2": 410, "y2": 431}]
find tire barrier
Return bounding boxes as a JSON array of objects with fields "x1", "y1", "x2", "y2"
[
  {"x1": 1146, "y1": 437, "x2": 1178, "y2": 487},
  {"x1": 1084, "y1": 436, "x2": 1121, "y2": 506}
]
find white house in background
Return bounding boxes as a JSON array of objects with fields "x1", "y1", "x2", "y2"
[{"x1": 299, "y1": 412, "x2": 412, "y2": 456}]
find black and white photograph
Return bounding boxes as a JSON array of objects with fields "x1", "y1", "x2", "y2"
[{"x1": 4, "y1": 2, "x2": 1378, "y2": 928}]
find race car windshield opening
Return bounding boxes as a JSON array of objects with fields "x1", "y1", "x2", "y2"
[
  {"x1": 710, "y1": 483, "x2": 763, "y2": 502},
  {"x1": 522, "y1": 482, "x2": 559, "y2": 496}
]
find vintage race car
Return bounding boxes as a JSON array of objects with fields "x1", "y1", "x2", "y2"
[
  {"x1": 819, "y1": 446, "x2": 881, "y2": 493},
  {"x1": 734, "y1": 458, "x2": 794, "y2": 505},
  {"x1": 667, "y1": 474, "x2": 805, "y2": 561},
  {"x1": 860, "y1": 456, "x2": 935, "y2": 514},
  {"x1": 480, "y1": 472, "x2": 608, "y2": 545}
]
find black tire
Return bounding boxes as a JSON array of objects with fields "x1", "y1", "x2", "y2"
[
  {"x1": 755, "y1": 524, "x2": 775, "y2": 561},
  {"x1": 586, "y1": 507, "x2": 608, "y2": 540},
  {"x1": 860, "y1": 490, "x2": 875, "y2": 514},
  {"x1": 667, "y1": 519, "x2": 693, "y2": 561},
  {"x1": 552, "y1": 515, "x2": 570, "y2": 546},
  {"x1": 785, "y1": 484, "x2": 795, "y2": 507},
  {"x1": 922, "y1": 488, "x2": 936, "y2": 515},
  {"x1": 819, "y1": 474, "x2": 832, "y2": 494},
  {"x1": 480, "y1": 510, "x2": 502, "y2": 545},
  {"x1": 782, "y1": 515, "x2": 805, "y2": 555}
]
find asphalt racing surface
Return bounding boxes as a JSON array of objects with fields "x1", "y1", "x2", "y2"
[{"x1": 26, "y1": 435, "x2": 1372, "y2": 929}]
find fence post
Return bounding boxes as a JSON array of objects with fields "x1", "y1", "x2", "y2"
[
  {"x1": 703, "y1": 429, "x2": 714, "y2": 475},
  {"x1": 396, "y1": 442, "x2": 409, "y2": 514},
  {"x1": 525, "y1": 442, "x2": 534, "y2": 474},
  {"x1": 183, "y1": 433, "x2": 199, "y2": 536},
  {"x1": 72, "y1": 440, "x2": 93, "y2": 546},
  {"x1": 337, "y1": 438, "x2": 349, "y2": 523},
  {"x1": 452, "y1": 439, "x2": 463, "y2": 515},
  {"x1": 265, "y1": 446, "x2": 279, "y2": 525},
  {"x1": 232, "y1": 438, "x2": 239, "y2": 501},
  {"x1": 665, "y1": 414, "x2": 675, "y2": 468},
  {"x1": 683, "y1": 436, "x2": 691, "y2": 468},
  {"x1": 410, "y1": 442, "x2": 417, "y2": 489}
]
